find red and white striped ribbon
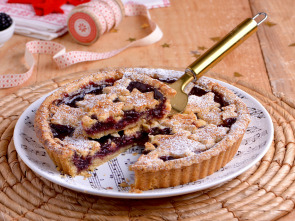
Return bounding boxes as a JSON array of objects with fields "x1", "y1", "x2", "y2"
[{"x1": 0, "y1": 1, "x2": 163, "y2": 88}]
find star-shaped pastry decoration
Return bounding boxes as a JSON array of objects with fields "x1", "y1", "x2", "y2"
[
  {"x1": 62, "y1": 137, "x2": 101, "y2": 157},
  {"x1": 76, "y1": 94, "x2": 107, "y2": 111},
  {"x1": 184, "y1": 92, "x2": 220, "y2": 114},
  {"x1": 103, "y1": 78, "x2": 131, "y2": 97},
  {"x1": 127, "y1": 37, "x2": 136, "y2": 42},
  {"x1": 50, "y1": 104, "x2": 84, "y2": 127},
  {"x1": 141, "y1": 23, "x2": 150, "y2": 29},
  {"x1": 197, "y1": 107, "x2": 223, "y2": 125},
  {"x1": 161, "y1": 112, "x2": 206, "y2": 134},
  {"x1": 120, "y1": 88, "x2": 159, "y2": 112},
  {"x1": 161, "y1": 43, "x2": 170, "y2": 48},
  {"x1": 90, "y1": 98, "x2": 124, "y2": 121},
  {"x1": 221, "y1": 104, "x2": 237, "y2": 120},
  {"x1": 151, "y1": 134, "x2": 207, "y2": 158},
  {"x1": 190, "y1": 124, "x2": 228, "y2": 147}
]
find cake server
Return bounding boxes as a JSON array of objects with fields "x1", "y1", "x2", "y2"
[{"x1": 169, "y1": 12, "x2": 267, "y2": 113}]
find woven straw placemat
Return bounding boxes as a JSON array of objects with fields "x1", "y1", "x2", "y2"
[{"x1": 0, "y1": 70, "x2": 294, "y2": 221}]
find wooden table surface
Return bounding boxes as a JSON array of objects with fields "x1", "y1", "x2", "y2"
[{"x1": 0, "y1": 0, "x2": 294, "y2": 220}]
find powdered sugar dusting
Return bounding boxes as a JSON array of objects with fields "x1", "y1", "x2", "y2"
[
  {"x1": 88, "y1": 97, "x2": 124, "y2": 121},
  {"x1": 103, "y1": 77, "x2": 131, "y2": 96},
  {"x1": 16, "y1": 68, "x2": 272, "y2": 197},
  {"x1": 63, "y1": 137, "x2": 100, "y2": 152},
  {"x1": 41, "y1": 68, "x2": 250, "y2": 173},
  {"x1": 153, "y1": 135, "x2": 208, "y2": 158},
  {"x1": 76, "y1": 94, "x2": 106, "y2": 111},
  {"x1": 121, "y1": 89, "x2": 159, "y2": 112},
  {"x1": 131, "y1": 68, "x2": 183, "y2": 81},
  {"x1": 186, "y1": 93, "x2": 220, "y2": 113},
  {"x1": 50, "y1": 104, "x2": 84, "y2": 127},
  {"x1": 190, "y1": 125, "x2": 228, "y2": 147}
]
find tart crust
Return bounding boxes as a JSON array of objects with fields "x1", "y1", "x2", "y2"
[
  {"x1": 130, "y1": 77, "x2": 250, "y2": 190},
  {"x1": 34, "y1": 70, "x2": 176, "y2": 176},
  {"x1": 34, "y1": 69, "x2": 250, "y2": 190},
  {"x1": 132, "y1": 136, "x2": 243, "y2": 190}
]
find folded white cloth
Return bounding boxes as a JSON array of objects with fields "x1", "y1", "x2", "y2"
[
  {"x1": 0, "y1": 0, "x2": 170, "y2": 40},
  {"x1": 122, "y1": 0, "x2": 170, "y2": 9}
]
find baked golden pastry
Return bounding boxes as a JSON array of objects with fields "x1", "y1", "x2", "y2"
[
  {"x1": 34, "y1": 69, "x2": 250, "y2": 190},
  {"x1": 34, "y1": 70, "x2": 175, "y2": 177}
]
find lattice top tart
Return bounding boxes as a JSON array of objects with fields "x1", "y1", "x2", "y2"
[{"x1": 34, "y1": 69, "x2": 250, "y2": 190}]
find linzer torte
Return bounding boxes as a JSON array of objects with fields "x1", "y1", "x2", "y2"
[{"x1": 34, "y1": 69, "x2": 250, "y2": 190}]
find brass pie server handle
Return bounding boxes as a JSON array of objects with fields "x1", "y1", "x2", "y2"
[{"x1": 169, "y1": 12, "x2": 267, "y2": 113}]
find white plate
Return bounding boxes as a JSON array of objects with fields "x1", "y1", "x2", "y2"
[{"x1": 13, "y1": 69, "x2": 274, "y2": 199}]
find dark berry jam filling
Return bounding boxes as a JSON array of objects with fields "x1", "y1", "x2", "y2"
[
  {"x1": 55, "y1": 80, "x2": 115, "y2": 108},
  {"x1": 159, "y1": 156, "x2": 175, "y2": 161},
  {"x1": 72, "y1": 131, "x2": 149, "y2": 172},
  {"x1": 72, "y1": 152, "x2": 92, "y2": 173},
  {"x1": 149, "y1": 127, "x2": 172, "y2": 135},
  {"x1": 189, "y1": 86, "x2": 229, "y2": 107},
  {"x1": 72, "y1": 126, "x2": 174, "y2": 172},
  {"x1": 220, "y1": 118, "x2": 237, "y2": 128},
  {"x1": 127, "y1": 81, "x2": 164, "y2": 101},
  {"x1": 213, "y1": 92, "x2": 228, "y2": 107},
  {"x1": 95, "y1": 131, "x2": 149, "y2": 157},
  {"x1": 85, "y1": 110, "x2": 142, "y2": 135},
  {"x1": 85, "y1": 103, "x2": 168, "y2": 135},
  {"x1": 189, "y1": 86, "x2": 208, "y2": 97},
  {"x1": 145, "y1": 101, "x2": 167, "y2": 120},
  {"x1": 52, "y1": 79, "x2": 241, "y2": 172},
  {"x1": 157, "y1": 78, "x2": 177, "y2": 84},
  {"x1": 142, "y1": 149, "x2": 151, "y2": 155},
  {"x1": 50, "y1": 124, "x2": 75, "y2": 140}
]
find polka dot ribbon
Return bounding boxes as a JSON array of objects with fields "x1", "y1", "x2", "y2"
[{"x1": 0, "y1": 1, "x2": 163, "y2": 88}]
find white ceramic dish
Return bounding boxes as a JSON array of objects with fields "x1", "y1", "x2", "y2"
[
  {"x1": 13, "y1": 69, "x2": 274, "y2": 199},
  {"x1": 0, "y1": 19, "x2": 15, "y2": 47}
]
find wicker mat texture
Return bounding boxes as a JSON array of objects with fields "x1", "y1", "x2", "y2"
[{"x1": 0, "y1": 70, "x2": 295, "y2": 221}]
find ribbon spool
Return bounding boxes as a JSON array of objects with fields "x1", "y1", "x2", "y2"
[{"x1": 67, "y1": 0, "x2": 125, "y2": 45}]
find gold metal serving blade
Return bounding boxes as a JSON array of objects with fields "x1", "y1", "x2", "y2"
[
  {"x1": 168, "y1": 12, "x2": 267, "y2": 114},
  {"x1": 169, "y1": 71, "x2": 194, "y2": 114}
]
